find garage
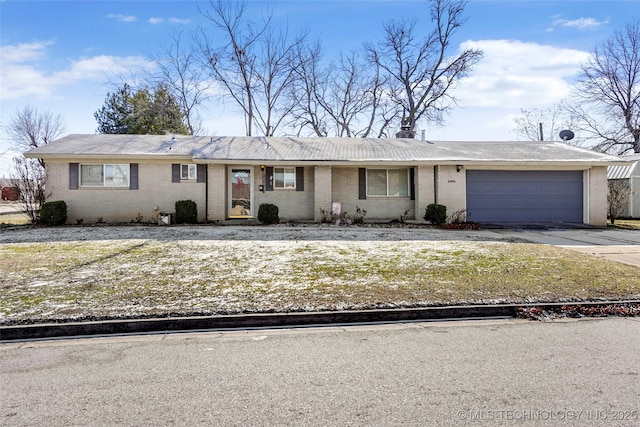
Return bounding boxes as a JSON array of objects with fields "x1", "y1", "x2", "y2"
[{"x1": 466, "y1": 170, "x2": 584, "y2": 223}]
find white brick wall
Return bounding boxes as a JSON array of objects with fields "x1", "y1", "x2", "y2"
[
  {"x1": 314, "y1": 166, "x2": 332, "y2": 221},
  {"x1": 45, "y1": 160, "x2": 610, "y2": 226},
  {"x1": 416, "y1": 165, "x2": 435, "y2": 221},
  {"x1": 254, "y1": 166, "x2": 315, "y2": 220},
  {"x1": 207, "y1": 164, "x2": 226, "y2": 221},
  {"x1": 437, "y1": 165, "x2": 466, "y2": 216},
  {"x1": 331, "y1": 167, "x2": 414, "y2": 220},
  {"x1": 47, "y1": 161, "x2": 207, "y2": 223},
  {"x1": 588, "y1": 166, "x2": 608, "y2": 226}
]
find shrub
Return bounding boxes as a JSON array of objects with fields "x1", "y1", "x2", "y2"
[
  {"x1": 39, "y1": 200, "x2": 67, "y2": 226},
  {"x1": 175, "y1": 200, "x2": 198, "y2": 224},
  {"x1": 424, "y1": 204, "x2": 447, "y2": 225},
  {"x1": 258, "y1": 203, "x2": 280, "y2": 225},
  {"x1": 447, "y1": 209, "x2": 467, "y2": 224}
]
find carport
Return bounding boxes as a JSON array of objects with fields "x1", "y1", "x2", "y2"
[{"x1": 466, "y1": 170, "x2": 584, "y2": 223}]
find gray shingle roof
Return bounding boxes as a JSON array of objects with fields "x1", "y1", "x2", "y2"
[{"x1": 25, "y1": 134, "x2": 628, "y2": 165}]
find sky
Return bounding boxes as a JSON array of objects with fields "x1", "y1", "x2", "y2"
[{"x1": 1, "y1": 0, "x2": 638, "y2": 176}]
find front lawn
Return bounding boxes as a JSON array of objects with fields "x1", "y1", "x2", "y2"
[{"x1": 1, "y1": 226, "x2": 638, "y2": 325}]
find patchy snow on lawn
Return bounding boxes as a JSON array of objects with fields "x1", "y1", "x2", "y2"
[
  {"x1": 2, "y1": 224, "x2": 639, "y2": 324},
  {"x1": 0, "y1": 223, "x2": 511, "y2": 244}
]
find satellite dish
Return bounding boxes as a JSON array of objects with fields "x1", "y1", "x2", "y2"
[{"x1": 559, "y1": 130, "x2": 575, "y2": 141}]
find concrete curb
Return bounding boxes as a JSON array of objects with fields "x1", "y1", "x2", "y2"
[{"x1": 2, "y1": 300, "x2": 640, "y2": 341}]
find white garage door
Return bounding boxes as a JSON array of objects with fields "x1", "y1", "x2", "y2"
[{"x1": 466, "y1": 171, "x2": 583, "y2": 223}]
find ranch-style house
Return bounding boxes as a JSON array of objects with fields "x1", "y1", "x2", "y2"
[{"x1": 25, "y1": 134, "x2": 629, "y2": 226}]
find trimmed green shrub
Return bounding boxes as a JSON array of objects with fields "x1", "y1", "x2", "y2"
[
  {"x1": 39, "y1": 200, "x2": 67, "y2": 226},
  {"x1": 258, "y1": 203, "x2": 279, "y2": 225},
  {"x1": 175, "y1": 200, "x2": 198, "y2": 224},
  {"x1": 424, "y1": 204, "x2": 447, "y2": 225}
]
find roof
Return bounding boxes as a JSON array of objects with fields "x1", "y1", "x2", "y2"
[
  {"x1": 607, "y1": 154, "x2": 640, "y2": 179},
  {"x1": 25, "y1": 134, "x2": 629, "y2": 166}
]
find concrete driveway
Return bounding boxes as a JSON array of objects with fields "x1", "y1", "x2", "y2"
[{"x1": 491, "y1": 228, "x2": 640, "y2": 267}]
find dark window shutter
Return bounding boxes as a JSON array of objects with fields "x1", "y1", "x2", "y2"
[
  {"x1": 197, "y1": 164, "x2": 206, "y2": 183},
  {"x1": 358, "y1": 168, "x2": 366, "y2": 200},
  {"x1": 409, "y1": 167, "x2": 415, "y2": 200},
  {"x1": 69, "y1": 163, "x2": 79, "y2": 190},
  {"x1": 129, "y1": 163, "x2": 139, "y2": 190},
  {"x1": 296, "y1": 167, "x2": 304, "y2": 191},
  {"x1": 265, "y1": 167, "x2": 274, "y2": 191},
  {"x1": 172, "y1": 164, "x2": 180, "y2": 183}
]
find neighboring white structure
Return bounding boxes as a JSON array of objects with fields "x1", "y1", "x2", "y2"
[
  {"x1": 25, "y1": 134, "x2": 629, "y2": 226},
  {"x1": 608, "y1": 154, "x2": 640, "y2": 218}
]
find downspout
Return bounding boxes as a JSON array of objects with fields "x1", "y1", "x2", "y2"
[{"x1": 205, "y1": 165, "x2": 209, "y2": 223}]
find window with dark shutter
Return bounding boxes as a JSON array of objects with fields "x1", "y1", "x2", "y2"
[
  {"x1": 197, "y1": 164, "x2": 206, "y2": 183},
  {"x1": 172, "y1": 164, "x2": 180, "y2": 183},
  {"x1": 129, "y1": 164, "x2": 139, "y2": 190},
  {"x1": 410, "y1": 167, "x2": 415, "y2": 200},
  {"x1": 265, "y1": 167, "x2": 274, "y2": 191},
  {"x1": 69, "y1": 163, "x2": 79, "y2": 190},
  {"x1": 358, "y1": 168, "x2": 366, "y2": 200},
  {"x1": 296, "y1": 167, "x2": 304, "y2": 191}
]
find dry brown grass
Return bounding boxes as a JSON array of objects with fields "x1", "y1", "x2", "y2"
[{"x1": 1, "y1": 225, "x2": 639, "y2": 325}]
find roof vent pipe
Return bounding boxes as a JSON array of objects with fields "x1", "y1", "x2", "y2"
[{"x1": 421, "y1": 130, "x2": 425, "y2": 141}]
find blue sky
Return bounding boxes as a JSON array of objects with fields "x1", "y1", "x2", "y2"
[{"x1": 1, "y1": 0, "x2": 638, "y2": 175}]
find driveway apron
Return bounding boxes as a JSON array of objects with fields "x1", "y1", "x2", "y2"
[{"x1": 491, "y1": 228, "x2": 640, "y2": 267}]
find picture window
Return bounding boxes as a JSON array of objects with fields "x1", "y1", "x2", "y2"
[
  {"x1": 80, "y1": 164, "x2": 129, "y2": 187},
  {"x1": 366, "y1": 168, "x2": 408, "y2": 197}
]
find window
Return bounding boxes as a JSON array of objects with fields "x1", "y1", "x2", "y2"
[
  {"x1": 80, "y1": 164, "x2": 129, "y2": 187},
  {"x1": 367, "y1": 169, "x2": 408, "y2": 196},
  {"x1": 181, "y1": 164, "x2": 197, "y2": 180},
  {"x1": 274, "y1": 167, "x2": 296, "y2": 189}
]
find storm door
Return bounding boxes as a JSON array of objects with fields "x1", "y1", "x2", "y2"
[{"x1": 229, "y1": 168, "x2": 253, "y2": 218}]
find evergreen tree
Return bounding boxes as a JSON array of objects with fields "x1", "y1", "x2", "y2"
[{"x1": 95, "y1": 83, "x2": 189, "y2": 135}]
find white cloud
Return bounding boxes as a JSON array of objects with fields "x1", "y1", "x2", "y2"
[
  {"x1": 425, "y1": 39, "x2": 593, "y2": 141},
  {"x1": 0, "y1": 41, "x2": 155, "y2": 100},
  {"x1": 550, "y1": 16, "x2": 609, "y2": 31},
  {"x1": 452, "y1": 39, "x2": 590, "y2": 109},
  {"x1": 148, "y1": 17, "x2": 191, "y2": 25},
  {"x1": 168, "y1": 17, "x2": 191, "y2": 25},
  {"x1": 106, "y1": 13, "x2": 137, "y2": 23},
  {"x1": 0, "y1": 40, "x2": 53, "y2": 63}
]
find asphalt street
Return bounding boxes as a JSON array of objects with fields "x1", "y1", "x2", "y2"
[{"x1": 2, "y1": 318, "x2": 639, "y2": 426}]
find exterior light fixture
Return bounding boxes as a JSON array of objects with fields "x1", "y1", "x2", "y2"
[{"x1": 456, "y1": 165, "x2": 463, "y2": 172}]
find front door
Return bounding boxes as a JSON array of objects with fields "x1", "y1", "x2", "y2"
[{"x1": 229, "y1": 168, "x2": 253, "y2": 218}]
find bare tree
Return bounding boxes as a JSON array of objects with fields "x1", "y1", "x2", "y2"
[
  {"x1": 197, "y1": 0, "x2": 261, "y2": 136},
  {"x1": 147, "y1": 30, "x2": 211, "y2": 135},
  {"x1": 566, "y1": 21, "x2": 640, "y2": 154},
  {"x1": 288, "y1": 41, "x2": 330, "y2": 137},
  {"x1": 608, "y1": 180, "x2": 634, "y2": 224},
  {"x1": 289, "y1": 47, "x2": 399, "y2": 138},
  {"x1": 11, "y1": 156, "x2": 49, "y2": 224},
  {"x1": 365, "y1": 0, "x2": 483, "y2": 136},
  {"x1": 513, "y1": 104, "x2": 578, "y2": 143},
  {"x1": 197, "y1": 0, "x2": 303, "y2": 137},
  {"x1": 253, "y1": 25, "x2": 304, "y2": 136},
  {"x1": 7, "y1": 107, "x2": 64, "y2": 222},
  {"x1": 7, "y1": 105, "x2": 65, "y2": 167}
]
